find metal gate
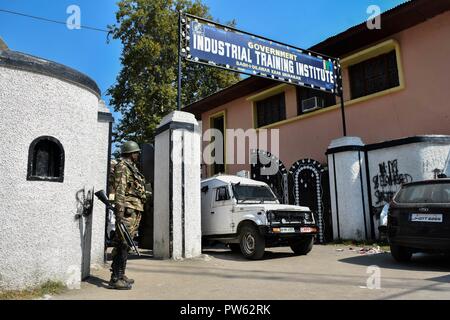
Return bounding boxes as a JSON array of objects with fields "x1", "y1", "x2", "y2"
[
  {"x1": 289, "y1": 159, "x2": 327, "y2": 243},
  {"x1": 250, "y1": 149, "x2": 289, "y2": 204}
]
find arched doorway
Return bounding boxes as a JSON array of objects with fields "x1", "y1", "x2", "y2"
[
  {"x1": 250, "y1": 149, "x2": 289, "y2": 204},
  {"x1": 289, "y1": 159, "x2": 327, "y2": 243}
]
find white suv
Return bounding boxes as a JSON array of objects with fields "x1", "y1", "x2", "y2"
[{"x1": 201, "y1": 175, "x2": 318, "y2": 259}]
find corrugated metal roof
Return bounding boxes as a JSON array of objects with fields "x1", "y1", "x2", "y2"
[
  {"x1": 309, "y1": 0, "x2": 412, "y2": 52},
  {"x1": 310, "y1": 0, "x2": 450, "y2": 56}
]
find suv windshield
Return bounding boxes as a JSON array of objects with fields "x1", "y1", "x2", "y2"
[
  {"x1": 232, "y1": 184, "x2": 277, "y2": 203},
  {"x1": 395, "y1": 182, "x2": 450, "y2": 204}
]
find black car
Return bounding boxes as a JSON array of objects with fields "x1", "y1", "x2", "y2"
[{"x1": 387, "y1": 178, "x2": 450, "y2": 262}]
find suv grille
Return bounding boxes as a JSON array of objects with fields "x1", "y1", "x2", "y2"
[{"x1": 268, "y1": 210, "x2": 313, "y2": 225}]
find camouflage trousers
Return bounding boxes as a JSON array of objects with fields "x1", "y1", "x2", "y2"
[
  {"x1": 111, "y1": 208, "x2": 141, "y2": 279},
  {"x1": 112, "y1": 208, "x2": 142, "y2": 251}
]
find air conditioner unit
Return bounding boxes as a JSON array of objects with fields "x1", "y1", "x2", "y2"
[
  {"x1": 236, "y1": 170, "x2": 250, "y2": 178},
  {"x1": 301, "y1": 97, "x2": 325, "y2": 113}
]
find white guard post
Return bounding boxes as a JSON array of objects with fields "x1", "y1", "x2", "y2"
[{"x1": 153, "y1": 111, "x2": 202, "y2": 259}]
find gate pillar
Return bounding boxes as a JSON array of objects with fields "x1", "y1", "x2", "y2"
[
  {"x1": 153, "y1": 111, "x2": 202, "y2": 259},
  {"x1": 326, "y1": 137, "x2": 372, "y2": 241}
]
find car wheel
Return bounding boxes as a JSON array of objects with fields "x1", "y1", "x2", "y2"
[
  {"x1": 239, "y1": 225, "x2": 265, "y2": 260},
  {"x1": 228, "y1": 244, "x2": 241, "y2": 253},
  {"x1": 390, "y1": 244, "x2": 412, "y2": 262},
  {"x1": 289, "y1": 237, "x2": 314, "y2": 255}
]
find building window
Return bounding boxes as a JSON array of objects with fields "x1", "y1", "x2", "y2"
[
  {"x1": 349, "y1": 50, "x2": 399, "y2": 99},
  {"x1": 255, "y1": 93, "x2": 286, "y2": 127},
  {"x1": 27, "y1": 136, "x2": 65, "y2": 182},
  {"x1": 297, "y1": 87, "x2": 336, "y2": 115}
]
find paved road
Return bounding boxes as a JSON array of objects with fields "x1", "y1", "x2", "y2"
[{"x1": 55, "y1": 245, "x2": 450, "y2": 300}]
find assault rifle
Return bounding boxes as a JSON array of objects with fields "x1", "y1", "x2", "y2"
[{"x1": 95, "y1": 190, "x2": 141, "y2": 256}]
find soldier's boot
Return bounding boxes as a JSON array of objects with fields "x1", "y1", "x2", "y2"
[
  {"x1": 122, "y1": 274, "x2": 135, "y2": 285},
  {"x1": 121, "y1": 255, "x2": 134, "y2": 284},
  {"x1": 109, "y1": 276, "x2": 131, "y2": 290},
  {"x1": 109, "y1": 254, "x2": 131, "y2": 290}
]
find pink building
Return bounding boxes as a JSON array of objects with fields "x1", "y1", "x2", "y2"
[{"x1": 184, "y1": 0, "x2": 450, "y2": 241}]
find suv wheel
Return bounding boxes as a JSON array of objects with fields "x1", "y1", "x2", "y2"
[
  {"x1": 289, "y1": 237, "x2": 314, "y2": 255},
  {"x1": 239, "y1": 225, "x2": 265, "y2": 260},
  {"x1": 390, "y1": 244, "x2": 412, "y2": 262}
]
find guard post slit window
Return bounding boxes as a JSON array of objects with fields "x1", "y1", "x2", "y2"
[
  {"x1": 27, "y1": 136, "x2": 65, "y2": 182},
  {"x1": 256, "y1": 93, "x2": 286, "y2": 127},
  {"x1": 349, "y1": 50, "x2": 399, "y2": 99}
]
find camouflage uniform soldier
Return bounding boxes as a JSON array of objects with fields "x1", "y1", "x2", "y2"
[{"x1": 109, "y1": 141, "x2": 147, "y2": 290}]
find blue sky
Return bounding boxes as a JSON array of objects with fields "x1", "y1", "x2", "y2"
[{"x1": 0, "y1": 0, "x2": 407, "y2": 120}]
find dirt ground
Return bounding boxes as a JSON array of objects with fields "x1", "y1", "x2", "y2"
[{"x1": 54, "y1": 244, "x2": 450, "y2": 300}]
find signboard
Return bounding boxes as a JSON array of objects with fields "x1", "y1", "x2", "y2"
[{"x1": 181, "y1": 14, "x2": 341, "y2": 94}]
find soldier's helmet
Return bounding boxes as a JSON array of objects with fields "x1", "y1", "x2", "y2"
[{"x1": 121, "y1": 141, "x2": 141, "y2": 155}]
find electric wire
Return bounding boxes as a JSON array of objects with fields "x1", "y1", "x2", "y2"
[{"x1": 0, "y1": 8, "x2": 109, "y2": 33}]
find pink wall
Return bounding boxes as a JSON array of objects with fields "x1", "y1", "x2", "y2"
[{"x1": 201, "y1": 11, "x2": 450, "y2": 176}]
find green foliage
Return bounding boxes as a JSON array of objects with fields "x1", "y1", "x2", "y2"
[
  {"x1": 330, "y1": 239, "x2": 390, "y2": 251},
  {"x1": 0, "y1": 281, "x2": 66, "y2": 300},
  {"x1": 108, "y1": 0, "x2": 240, "y2": 144}
]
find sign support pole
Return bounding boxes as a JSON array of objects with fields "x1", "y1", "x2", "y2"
[
  {"x1": 337, "y1": 61, "x2": 347, "y2": 137},
  {"x1": 339, "y1": 91, "x2": 347, "y2": 137},
  {"x1": 177, "y1": 11, "x2": 182, "y2": 111}
]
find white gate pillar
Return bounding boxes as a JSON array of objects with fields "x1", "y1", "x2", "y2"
[
  {"x1": 153, "y1": 111, "x2": 202, "y2": 259},
  {"x1": 327, "y1": 137, "x2": 372, "y2": 241}
]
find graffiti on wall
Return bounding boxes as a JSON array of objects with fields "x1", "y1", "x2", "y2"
[
  {"x1": 372, "y1": 160, "x2": 412, "y2": 206},
  {"x1": 75, "y1": 187, "x2": 94, "y2": 279},
  {"x1": 422, "y1": 156, "x2": 446, "y2": 178}
]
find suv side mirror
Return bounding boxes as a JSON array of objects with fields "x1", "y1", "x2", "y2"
[{"x1": 201, "y1": 186, "x2": 209, "y2": 193}]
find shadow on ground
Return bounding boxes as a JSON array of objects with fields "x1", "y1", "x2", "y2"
[
  {"x1": 85, "y1": 276, "x2": 110, "y2": 289},
  {"x1": 202, "y1": 248, "x2": 298, "y2": 261},
  {"x1": 128, "y1": 249, "x2": 153, "y2": 260},
  {"x1": 339, "y1": 252, "x2": 450, "y2": 272}
]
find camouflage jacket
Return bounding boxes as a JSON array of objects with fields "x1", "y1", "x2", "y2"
[{"x1": 114, "y1": 158, "x2": 147, "y2": 213}]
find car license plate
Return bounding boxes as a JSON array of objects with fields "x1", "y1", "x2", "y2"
[
  {"x1": 280, "y1": 227, "x2": 295, "y2": 233},
  {"x1": 411, "y1": 213, "x2": 443, "y2": 223}
]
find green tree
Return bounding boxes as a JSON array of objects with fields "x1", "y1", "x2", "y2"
[{"x1": 108, "y1": 0, "x2": 240, "y2": 145}]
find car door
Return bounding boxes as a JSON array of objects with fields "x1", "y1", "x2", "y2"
[
  {"x1": 201, "y1": 184, "x2": 214, "y2": 235},
  {"x1": 210, "y1": 186, "x2": 234, "y2": 235}
]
